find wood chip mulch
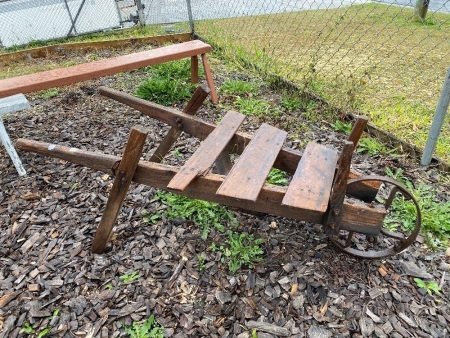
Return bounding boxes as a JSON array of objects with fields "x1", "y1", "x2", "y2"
[{"x1": 1, "y1": 46, "x2": 449, "y2": 338}]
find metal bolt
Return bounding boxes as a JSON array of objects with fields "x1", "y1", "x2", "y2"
[{"x1": 332, "y1": 208, "x2": 340, "y2": 216}]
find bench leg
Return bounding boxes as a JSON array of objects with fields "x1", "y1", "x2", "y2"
[
  {"x1": 201, "y1": 53, "x2": 219, "y2": 104},
  {"x1": 0, "y1": 117, "x2": 26, "y2": 176},
  {"x1": 191, "y1": 55, "x2": 199, "y2": 85},
  {"x1": 91, "y1": 126, "x2": 148, "y2": 253}
]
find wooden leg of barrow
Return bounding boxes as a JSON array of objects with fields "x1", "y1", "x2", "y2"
[
  {"x1": 91, "y1": 126, "x2": 148, "y2": 254},
  {"x1": 149, "y1": 85, "x2": 210, "y2": 163},
  {"x1": 324, "y1": 140, "x2": 355, "y2": 235}
]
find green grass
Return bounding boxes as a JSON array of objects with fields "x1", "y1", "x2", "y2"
[
  {"x1": 125, "y1": 315, "x2": 164, "y2": 338},
  {"x1": 135, "y1": 59, "x2": 195, "y2": 105},
  {"x1": 220, "y1": 79, "x2": 262, "y2": 95},
  {"x1": 234, "y1": 97, "x2": 272, "y2": 116},
  {"x1": 266, "y1": 168, "x2": 289, "y2": 186},
  {"x1": 119, "y1": 272, "x2": 140, "y2": 283},
  {"x1": 386, "y1": 168, "x2": 450, "y2": 248},
  {"x1": 144, "y1": 191, "x2": 238, "y2": 240},
  {"x1": 211, "y1": 231, "x2": 264, "y2": 273},
  {"x1": 196, "y1": 3, "x2": 450, "y2": 162}
]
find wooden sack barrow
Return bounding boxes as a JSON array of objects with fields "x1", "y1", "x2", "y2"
[{"x1": 16, "y1": 86, "x2": 421, "y2": 259}]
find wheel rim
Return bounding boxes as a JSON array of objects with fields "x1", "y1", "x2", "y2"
[{"x1": 330, "y1": 175, "x2": 422, "y2": 259}]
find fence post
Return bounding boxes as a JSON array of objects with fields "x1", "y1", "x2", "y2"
[
  {"x1": 135, "y1": 0, "x2": 146, "y2": 26},
  {"x1": 186, "y1": 0, "x2": 195, "y2": 35},
  {"x1": 415, "y1": 0, "x2": 430, "y2": 21},
  {"x1": 421, "y1": 67, "x2": 450, "y2": 166}
]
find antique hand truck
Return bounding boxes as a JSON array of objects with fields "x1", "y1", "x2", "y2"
[{"x1": 16, "y1": 86, "x2": 421, "y2": 259}]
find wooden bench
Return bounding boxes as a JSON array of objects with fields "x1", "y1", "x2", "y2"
[
  {"x1": 0, "y1": 94, "x2": 30, "y2": 176},
  {"x1": 0, "y1": 40, "x2": 218, "y2": 103}
]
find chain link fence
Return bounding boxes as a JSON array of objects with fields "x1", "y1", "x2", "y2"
[
  {"x1": 0, "y1": 0, "x2": 449, "y2": 163},
  {"x1": 193, "y1": 0, "x2": 450, "y2": 164}
]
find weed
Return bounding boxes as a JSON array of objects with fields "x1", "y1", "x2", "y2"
[
  {"x1": 136, "y1": 78, "x2": 193, "y2": 106},
  {"x1": 385, "y1": 168, "x2": 450, "y2": 247},
  {"x1": 413, "y1": 278, "x2": 441, "y2": 296},
  {"x1": 136, "y1": 60, "x2": 195, "y2": 105},
  {"x1": 220, "y1": 79, "x2": 261, "y2": 95},
  {"x1": 125, "y1": 315, "x2": 164, "y2": 338},
  {"x1": 197, "y1": 254, "x2": 206, "y2": 271},
  {"x1": 22, "y1": 323, "x2": 35, "y2": 334},
  {"x1": 234, "y1": 97, "x2": 271, "y2": 116},
  {"x1": 280, "y1": 95, "x2": 305, "y2": 111},
  {"x1": 211, "y1": 231, "x2": 264, "y2": 273},
  {"x1": 172, "y1": 148, "x2": 182, "y2": 158},
  {"x1": 251, "y1": 328, "x2": 258, "y2": 338},
  {"x1": 39, "y1": 88, "x2": 59, "y2": 99},
  {"x1": 266, "y1": 168, "x2": 288, "y2": 186},
  {"x1": 119, "y1": 272, "x2": 140, "y2": 283},
  {"x1": 331, "y1": 120, "x2": 352, "y2": 134},
  {"x1": 146, "y1": 191, "x2": 237, "y2": 240},
  {"x1": 105, "y1": 284, "x2": 114, "y2": 290},
  {"x1": 37, "y1": 328, "x2": 51, "y2": 338},
  {"x1": 356, "y1": 137, "x2": 388, "y2": 156}
]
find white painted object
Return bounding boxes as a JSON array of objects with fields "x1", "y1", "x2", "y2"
[{"x1": 0, "y1": 93, "x2": 30, "y2": 176}]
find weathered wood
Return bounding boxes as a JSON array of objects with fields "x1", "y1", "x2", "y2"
[
  {"x1": 149, "y1": 85, "x2": 209, "y2": 162},
  {"x1": 16, "y1": 138, "x2": 386, "y2": 229},
  {"x1": 0, "y1": 40, "x2": 214, "y2": 98},
  {"x1": 201, "y1": 53, "x2": 218, "y2": 104},
  {"x1": 91, "y1": 126, "x2": 148, "y2": 253},
  {"x1": 217, "y1": 124, "x2": 287, "y2": 201},
  {"x1": 98, "y1": 86, "x2": 380, "y2": 198},
  {"x1": 191, "y1": 55, "x2": 199, "y2": 84},
  {"x1": 324, "y1": 141, "x2": 355, "y2": 234},
  {"x1": 347, "y1": 116, "x2": 369, "y2": 147},
  {"x1": 0, "y1": 33, "x2": 191, "y2": 62},
  {"x1": 246, "y1": 321, "x2": 290, "y2": 336},
  {"x1": 282, "y1": 142, "x2": 338, "y2": 213},
  {"x1": 168, "y1": 111, "x2": 246, "y2": 191}
]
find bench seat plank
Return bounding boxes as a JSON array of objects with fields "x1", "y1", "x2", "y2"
[
  {"x1": 167, "y1": 110, "x2": 246, "y2": 191},
  {"x1": 0, "y1": 40, "x2": 212, "y2": 98},
  {"x1": 216, "y1": 124, "x2": 287, "y2": 201},
  {"x1": 282, "y1": 142, "x2": 338, "y2": 213}
]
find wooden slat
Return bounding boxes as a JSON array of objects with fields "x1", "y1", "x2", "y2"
[
  {"x1": 167, "y1": 111, "x2": 246, "y2": 191},
  {"x1": 217, "y1": 124, "x2": 287, "y2": 201},
  {"x1": 0, "y1": 40, "x2": 212, "y2": 98},
  {"x1": 282, "y1": 142, "x2": 338, "y2": 213}
]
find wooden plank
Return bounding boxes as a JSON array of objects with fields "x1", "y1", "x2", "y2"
[
  {"x1": 282, "y1": 142, "x2": 338, "y2": 213},
  {"x1": 0, "y1": 40, "x2": 212, "y2": 98},
  {"x1": 167, "y1": 111, "x2": 246, "y2": 191},
  {"x1": 217, "y1": 124, "x2": 287, "y2": 201},
  {"x1": 91, "y1": 126, "x2": 148, "y2": 253},
  {"x1": 98, "y1": 87, "x2": 380, "y2": 198},
  {"x1": 16, "y1": 138, "x2": 387, "y2": 228},
  {"x1": 149, "y1": 85, "x2": 209, "y2": 162},
  {"x1": 0, "y1": 33, "x2": 191, "y2": 62}
]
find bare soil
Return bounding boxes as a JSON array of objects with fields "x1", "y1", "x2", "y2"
[{"x1": 0, "y1": 45, "x2": 449, "y2": 338}]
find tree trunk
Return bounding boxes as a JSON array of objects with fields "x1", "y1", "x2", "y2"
[{"x1": 415, "y1": 0, "x2": 430, "y2": 21}]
